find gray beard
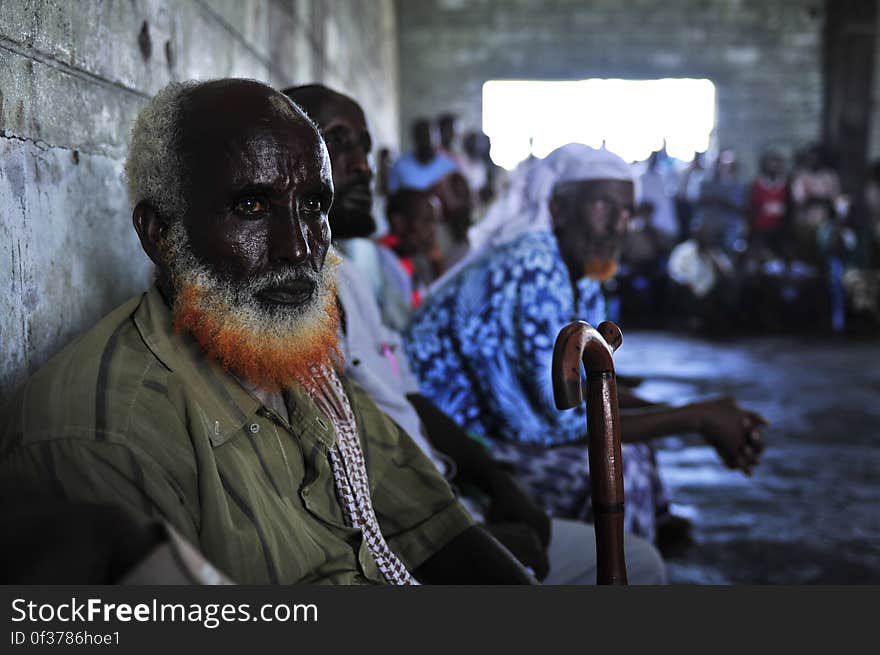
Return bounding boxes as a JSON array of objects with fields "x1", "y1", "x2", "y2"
[{"x1": 161, "y1": 221, "x2": 338, "y2": 337}]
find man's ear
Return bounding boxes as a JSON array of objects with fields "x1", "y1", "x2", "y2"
[{"x1": 132, "y1": 202, "x2": 169, "y2": 268}]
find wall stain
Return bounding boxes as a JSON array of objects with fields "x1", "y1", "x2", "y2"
[
  {"x1": 23, "y1": 287, "x2": 38, "y2": 311},
  {"x1": 165, "y1": 40, "x2": 175, "y2": 69},
  {"x1": 10, "y1": 242, "x2": 16, "y2": 294},
  {"x1": 3, "y1": 155, "x2": 26, "y2": 209},
  {"x1": 14, "y1": 101, "x2": 24, "y2": 131},
  {"x1": 138, "y1": 21, "x2": 152, "y2": 60}
]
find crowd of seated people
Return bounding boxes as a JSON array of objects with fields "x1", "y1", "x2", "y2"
[
  {"x1": 2, "y1": 78, "x2": 775, "y2": 586},
  {"x1": 315, "y1": 103, "x2": 767, "y2": 552},
  {"x1": 611, "y1": 144, "x2": 880, "y2": 336}
]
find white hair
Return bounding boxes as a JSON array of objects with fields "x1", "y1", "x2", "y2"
[
  {"x1": 125, "y1": 81, "x2": 198, "y2": 221},
  {"x1": 125, "y1": 79, "x2": 320, "y2": 221}
]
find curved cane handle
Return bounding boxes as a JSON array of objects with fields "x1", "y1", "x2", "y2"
[
  {"x1": 552, "y1": 320, "x2": 623, "y2": 410},
  {"x1": 551, "y1": 320, "x2": 628, "y2": 585}
]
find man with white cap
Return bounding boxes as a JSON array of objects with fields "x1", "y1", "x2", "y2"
[{"x1": 404, "y1": 144, "x2": 767, "y2": 546}]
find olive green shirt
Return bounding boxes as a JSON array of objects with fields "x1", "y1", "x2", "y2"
[{"x1": 0, "y1": 285, "x2": 474, "y2": 584}]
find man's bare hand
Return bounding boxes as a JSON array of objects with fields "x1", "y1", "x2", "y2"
[{"x1": 694, "y1": 396, "x2": 768, "y2": 475}]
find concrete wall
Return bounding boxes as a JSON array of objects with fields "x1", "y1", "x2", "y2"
[
  {"x1": 870, "y1": 7, "x2": 880, "y2": 162},
  {"x1": 397, "y1": 0, "x2": 825, "y2": 175},
  {"x1": 0, "y1": 0, "x2": 399, "y2": 396}
]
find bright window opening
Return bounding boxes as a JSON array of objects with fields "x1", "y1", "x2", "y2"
[{"x1": 482, "y1": 78, "x2": 716, "y2": 169}]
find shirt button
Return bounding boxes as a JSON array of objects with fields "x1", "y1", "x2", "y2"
[
  {"x1": 248, "y1": 423, "x2": 260, "y2": 434},
  {"x1": 315, "y1": 417, "x2": 328, "y2": 431}
]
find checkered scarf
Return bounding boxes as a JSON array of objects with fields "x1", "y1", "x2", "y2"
[{"x1": 307, "y1": 365, "x2": 417, "y2": 585}]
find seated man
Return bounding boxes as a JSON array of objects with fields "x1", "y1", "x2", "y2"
[
  {"x1": 377, "y1": 180, "x2": 473, "y2": 331},
  {"x1": 376, "y1": 188, "x2": 443, "y2": 328},
  {"x1": 430, "y1": 171, "x2": 474, "y2": 272},
  {"x1": 668, "y1": 219, "x2": 738, "y2": 333},
  {"x1": 405, "y1": 144, "x2": 767, "y2": 545},
  {"x1": 283, "y1": 84, "x2": 667, "y2": 584},
  {"x1": 388, "y1": 118, "x2": 459, "y2": 194},
  {"x1": 0, "y1": 79, "x2": 533, "y2": 585}
]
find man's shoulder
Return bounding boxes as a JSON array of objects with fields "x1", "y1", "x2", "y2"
[
  {"x1": 391, "y1": 153, "x2": 418, "y2": 172},
  {"x1": 480, "y1": 231, "x2": 561, "y2": 277},
  {"x1": 1, "y1": 293, "x2": 178, "y2": 448},
  {"x1": 506, "y1": 230, "x2": 557, "y2": 253},
  {"x1": 432, "y1": 153, "x2": 459, "y2": 173}
]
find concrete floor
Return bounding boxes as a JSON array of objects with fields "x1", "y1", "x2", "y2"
[{"x1": 614, "y1": 330, "x2": 880, "y2": 584}]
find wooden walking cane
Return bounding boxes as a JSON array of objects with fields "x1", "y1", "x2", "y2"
[{"x1": 552, "y1": 320, "x2": 627, "y2": 585}]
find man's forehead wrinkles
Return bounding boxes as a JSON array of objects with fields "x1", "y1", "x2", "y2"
[
  {"x1": 221, "y1": 131, "x2": 326, "y2": 190},
  {"x1": 221, "y1": 160, "x2": 328, "y2": 198},
  {"x1": 224, "y1": 138, "x2": 285, "y2": 187}
]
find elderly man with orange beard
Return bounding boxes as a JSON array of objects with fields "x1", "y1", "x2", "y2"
[{"x1": 0, "y1": 79, "x2": 533, "y2": 585}]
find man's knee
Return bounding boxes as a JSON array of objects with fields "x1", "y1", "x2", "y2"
[
  {"x1": 624, "y1": 533, "x2": 668, "y2": 585},
  {"x1": 544, "y1": 518, "x2": 668, "y2": 585}
]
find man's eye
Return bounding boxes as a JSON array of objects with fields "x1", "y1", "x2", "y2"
[
  {"x1": 303, "y1": 196, "x2": 323, "y2": 213},
  {"x1": 234, "y1": 197, "x2": 268, "y2": 216}
]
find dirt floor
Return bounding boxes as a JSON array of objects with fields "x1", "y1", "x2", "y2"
[{"x1": 615, "y1": 330, "x2": 880, "y2": 584}]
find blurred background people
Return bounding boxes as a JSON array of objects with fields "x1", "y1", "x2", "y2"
[
  {"x1": 668, "y1": 219, "x2": 737, "y2": 333},
  {"x1": 676, "y1": 151, "x2": 708, "y2": 241},
  {"x1": 639, "y1": 148, "x2": 681, "y2": 246},
  {"x1": 748, "y1": 150, "x2": 790, "y2": 256},
  {"x1": 388, "y1": 118, "x2": 460, "y2": 194},
  {"x1": 377, "y1": 189, "x2": 443, "y2": 330},
  {"x1": 693, "y1": 148, "x2": 749, "y2": 254}
]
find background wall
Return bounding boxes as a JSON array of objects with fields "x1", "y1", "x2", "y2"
[
  {"x1": 870, "y1": 6, "x2": 880, "y2": 160},
  {"x1": 397, "y1": 0, "x2": 825, "y2": 176},
  {"x1": 0, "y1": 0, "x2": 399, "y2": 396}
]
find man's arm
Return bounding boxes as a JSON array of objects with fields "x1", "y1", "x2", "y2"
[
  {"x1": 617, "y1": 385, "x2": 664, "y2": 409},
  {"x1": 414, "y1": 525, "x2": 539, "y2": 585},
  {"x1": 0, "y1": 439, "x2": 200, "y2": 545},
  {"x1": 556, "y1": 397, "x2": 767, "y2": 474},
  {"x1": 625, "y1": 398, "x2": 766, "y2": 474},
  {"x1": 405, "y1": 392, "x2": 551, "y2": 548}
]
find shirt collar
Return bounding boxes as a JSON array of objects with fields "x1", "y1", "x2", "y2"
[
  {"x1": 132, "y1": 284, "x2": 342, "y2": 449},
  {"x1": 133, "y1": 283, "x2": 264, "y2": 446}
]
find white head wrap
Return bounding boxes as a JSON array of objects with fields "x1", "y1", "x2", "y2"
[{"x1": 431, "y1": 143, "x2": 636, "y2": 291}]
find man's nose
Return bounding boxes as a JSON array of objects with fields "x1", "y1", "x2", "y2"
[
  {"x1": 350, "y1": 147, "x2": 373, "y2": 180},
  {"x1": 269, "y1": 212, "x2": 311, "y2": 266}
]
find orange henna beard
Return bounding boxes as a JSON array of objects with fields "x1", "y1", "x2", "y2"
[
  {"x1": 584, "y1": 259, "x2": 618, "y2": 282},
  {"x1": 172, "y1": 279, "x2": 341, "y2": 393}
]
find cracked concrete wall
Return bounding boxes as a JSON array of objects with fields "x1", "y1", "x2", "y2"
[
  {"x1": 397, "y1": 0, "x2": 825, "y2": 179},
  {"x1": 0, "y1": 0, "x2": 400, "y2": 396}
]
